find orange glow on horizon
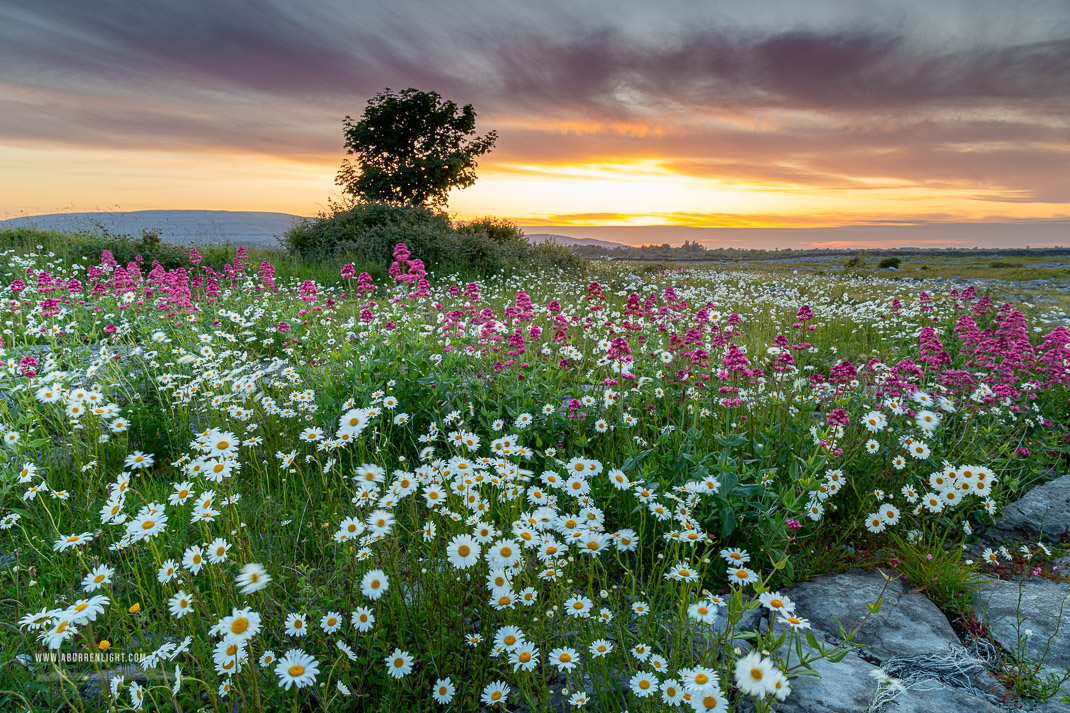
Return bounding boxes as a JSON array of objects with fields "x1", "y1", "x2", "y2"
[{"x1": 2, "y1": 145, "x2": 1069, "y2": 235}]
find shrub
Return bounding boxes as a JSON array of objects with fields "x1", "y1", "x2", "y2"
[
  {"x1": 879, "y1": 257, "x2": 901, "y2": 269},
  {"x1": 284, "y1": 201, "x2": 584, "y2": 277},
  {"x1": 454, "y1": 217, "x2": 525, "y2": 244},
  {"x1": 0, "y1": 226, "x2": 188, "y2": 270}
]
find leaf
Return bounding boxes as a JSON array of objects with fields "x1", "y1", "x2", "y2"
[
  {"x1": 826, "y1": 649, "x2": 849, "y2": 663},
  {"x1": 720, "y1": 505, "x2": 735, "y2": 537},
  {"x1": 805, "y1": 632, "x2": 820, "y2": 651}
]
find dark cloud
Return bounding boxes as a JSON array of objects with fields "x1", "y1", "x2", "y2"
[{"x1": 0, "y1": 0, "x2": 1069, "y2": 208}]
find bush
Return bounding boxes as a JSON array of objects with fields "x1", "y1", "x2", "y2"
[
  {"x1": 284, "y1": 201, "x2": 584, "y2": 277},
  {"x1": 454, "y1": 217, "x2": 525, "y2": 243},
  {"x1": 879, "y1": 257, "x2": 901, "y2": 269},
  {"x1": 0, "y1": 226, "x2": 188, "y2": 270}
]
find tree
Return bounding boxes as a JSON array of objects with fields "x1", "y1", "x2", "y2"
[{"x1": 335, "y1": 88, "x2": 498, "y2": 209}]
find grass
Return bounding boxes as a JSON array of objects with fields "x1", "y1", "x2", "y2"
[{"x1": 0, "y1": 233, "x2": 1067, "y2": 711}]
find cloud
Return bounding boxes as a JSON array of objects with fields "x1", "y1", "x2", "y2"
[{"x1": 1, "y1": 0, "x2": 1069, "y2": 217}]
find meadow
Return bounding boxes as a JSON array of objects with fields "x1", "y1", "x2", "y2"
[{"x1": 0, "y1": 234, "x2": 1067, "y2": 711}]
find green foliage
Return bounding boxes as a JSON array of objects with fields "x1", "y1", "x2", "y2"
[
  {"x1": 878, "y1": 257, "x2": 901, "y2": 269},
  {"x1": 0, "y1": 226, "x2": 188, "y2": 269},
  {"x1": 284, "y1": 202, "x2": 583, "y2": 278},
  {"x1": 454, "y1": 217, "x2": 525, "y2": 244},
  {"x1": 844, "y1": 250, "x2": 866, "y2": 269},
  {"x1": 891, "y1": 526, "x2": 985, "y2": 614},
  {"x1": 335, "y1": 88, "x2": 498, "y2": 208}
]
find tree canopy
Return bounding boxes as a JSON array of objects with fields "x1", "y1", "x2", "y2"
[{"x1": 335, "y1": 88, "x2": 498, "y2": 209}]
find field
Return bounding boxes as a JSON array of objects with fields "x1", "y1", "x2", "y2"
[{"x1": 1, "y1": 236, "x2": 1068, "y2": 712}]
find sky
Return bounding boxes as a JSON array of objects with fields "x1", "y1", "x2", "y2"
[{"x1": 1, "y1": 0, "x2": 1069, "y2": 247}]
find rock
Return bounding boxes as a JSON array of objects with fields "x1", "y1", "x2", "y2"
[
  {"x1": 975, "y1": 577, "x2": 1070, "y2": 670},
  {"x1": 773, "y1": 651, "x2": 879, "y2": 713},
  {"x1": 993, "y1": 474, "x2": 1070, "y2": 542},
  {"x1": 892, "y1": 683, "x2": 1005, "y2": 713},
  {"x1": 773, "y1": 647, "x2": 1007, "y2": 713},
  {"x1": 785, "y1": 569, "x2": 961, "y2": 661}
]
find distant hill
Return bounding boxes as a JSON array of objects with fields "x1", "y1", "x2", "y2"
[
  {"x1": 0, "y1": 211, "x2": 617, "y2": 250},
  {"x1": 0, "y1": 210, "x2": 308, "y2": 246},
  {"x1": 522, "y1": 232, "x2": 625, "y2": 249}
]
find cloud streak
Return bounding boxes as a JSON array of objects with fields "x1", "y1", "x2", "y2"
[{"x1": 0, "y1": 0, "x2": 1068, "y2": 223}]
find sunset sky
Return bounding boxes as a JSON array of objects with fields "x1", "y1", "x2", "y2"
[{"x1": 2, "y1": 0, "x2": 1069, "y2": 247}]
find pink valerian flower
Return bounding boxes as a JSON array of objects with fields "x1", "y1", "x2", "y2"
[
  {"x1": 104, "y1": 323, "x2": 118, "y2": 335},
  {"x1": 408, "y1": 278, "x2": 431, "y2": 300},
  {"x1": 829, "y1": 361, "x2": 857, "y2": 384},
  {"x1": 357, "y1": 272, "x2": 376, "y2": 296},
  {"x1": 607, "y1": 336, "x2": 632, "y2": 360},
  {"x1": 722, "y1": 343, "x2": 751, "y2": 372},
  {"x1": 9, "y1": 280, "x2": 26, "y2": 294},
  {"x1": 189, "y1": 247, "x2": 202, "y2": 265},
  {"x1": 257, "y1": 261, "x2": 277, "y2": 292},
  {"x1": 340, "y1": 263, "x2": 356, "y2": 279},
  {"x1": 40, "y1": 298, "x2": 61, "y2": 317},
  {"x1": 277, "y1": 321, "x2": 291, "y2": 333},
  {"x1": 787, "y1": 520, "x2": 802, "y2": 530},
  {"x1": 826, "y1": 409, "x2": 850, "y2": 426},
  {"x1": 299, "y1": 280, "x2": 318, "y2": 302},
  {"x1": 18, "y1": 356, "x2": 38, "y2": 378},
  {"x1": 389, "y1": 243, "x2": 427, "y2": 285}
]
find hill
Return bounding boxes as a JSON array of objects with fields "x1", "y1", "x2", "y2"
[
  {"x1": 521, "y1": 232, "x2": 624, "y2": 249},
  {"x1": 0, "y1": 210, "x2": 307, "y2": 246}
]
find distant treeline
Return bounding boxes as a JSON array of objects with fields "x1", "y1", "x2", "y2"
[{"x1": 566, "y1": 240, "x2": 1070, "y2": 262}]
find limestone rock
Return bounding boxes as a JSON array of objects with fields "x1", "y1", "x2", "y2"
[
  {"x1": 994, "y1": 474, "x2": 1070, "y2": 542},
  {"x1": 785, "y1": 568, "x2": 961, "y2": 662}
]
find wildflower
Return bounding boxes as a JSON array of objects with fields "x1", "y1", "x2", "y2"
[
  {"x1": 569, "y1": 691, "x2": 590, "y2": 706},
  {"x1": 168, "y1": 591, "x2": 195, "y2": 619},
  {"x1": 661, "y1": 678, "x2": 685, "y2": 705},
  {"x1": 361, "y1": 569, "x2": 389, "y2": 600},
  {"x1": 284, "y1": 613, "x2": 308, "y2": 637},
  {"x1": 681, "y1": 666, "x2": 720, "y2": 695},
  {"x1": 509, "y1": 642, "x2": 539, "y2": 672},
  {"x1": 630, "y1": 671, "x2": 659, "y2": 697},
  {"x1": 446, "y1": 534, "x2": 481, "y2": 569},
  {"x1": 780, "y1": 612, "x2": 811, "y2": 630},
  {"x1": 236, "y1": 562, "x2": 271, "y2": 593},
  {"x1": 206, "y1": 538, "x2": 231, "y2": 564},
  {"x1": 688, "y1": 600, "x2": 719, "y2": 624},
  {"x1": 352, "y1": 606, "x2": 375, "y2": 632},
  {"x1": 564, "y1": 595, "x2": 594, "y2": 618},
  {"x1": 432, "y1": 677, "x2": 455, "y2": 704},
  {"x1": 129, "y1": 681, "x2": 145, "y2": 709},
  {"x1": 385, "y1": 648, "x2": 414, "y2": 679},
  {"x1": 549, "y1": 646, "x2": 579, "y2": 671},
  {"x1": 480, "y1": 680, "x2": 510, "y2": 707},
  {"x1": 182, "y1": 545, "x2": 205, "y2": 574},
  {"x1": 720, "y1": 548, "x2": 750, "y2": 564},
  {"x1": 320, "y1": 611, "x2": 342, "y2": 634},
  {"x1": 275, "y1": 649, "x2": 319, "y2": 689},
  {"x1": 726, "y1": 567, "x2": 757, "y2": 586},
  {"x1": 734, "y1": 652, "x2": 777, "y2": 698},
  {"x1": 54, "y1": 532, "x2": 94, "y2": 552},
  {"x1": 589, "y1": 639, "x2": 614, "y2": 657},
  {"x1": 158, "y1": 560, "x2": 180, "y2": 583},
  {"x1": 865, "y1": 513, "x2": 887, "y2": 533}
]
